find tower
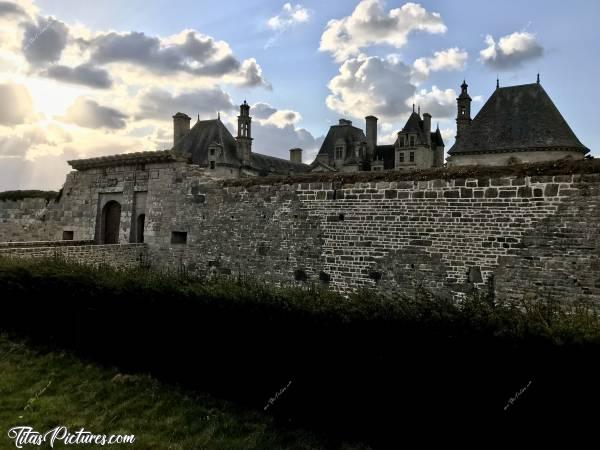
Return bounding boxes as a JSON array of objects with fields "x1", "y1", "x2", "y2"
[
  {"x1": 456, "y1": 80, "x2": 472, "y2": 139},
  {"x1": 236, "y1": 100, "x2": 252, "y2": 164}
]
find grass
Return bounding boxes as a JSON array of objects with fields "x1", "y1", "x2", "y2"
[{"x1": 0, "y1": 334, "x2": 366, "y2": 450}]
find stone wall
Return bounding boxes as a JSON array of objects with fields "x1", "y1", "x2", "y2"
[
  {"x1": 1, "y1": 161, "x2": 599, "y2": 304},
  {"x1": 0, "y1": 198, "x2": 60, "y2": 242},
  {"x1": 0, "y1": 243, "x2": 148, "y2": 269}
]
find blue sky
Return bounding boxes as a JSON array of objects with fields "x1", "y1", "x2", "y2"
[{"x1": 0, "y1": 0, "x2": 598, "y2": 189}]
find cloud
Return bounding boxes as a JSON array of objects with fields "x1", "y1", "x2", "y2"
[
  {"x1": 412, "y1": 47, "x2": 468, "y2": 81},
  {"x1": 410, "y1": 86, "x2": 457, "y2": 119},
  {"x1": 61, "y1": 97, "x2": 127, "y2": 129},
  {"x1": 0, "y1": 1, "x2": 28, "y2": 17},
  {"x1": 251, "y1": 102, "x2": 278, "y2": 119},
  {"x1": 267, "y1": 3, "x2": 310, "y2": 30},
  {"x1": 320, "y1": 0, "x2": 446, "y2": 62},
  {"x1": 135, "y1": 87, "x2": 236, "y2": 121},
  {"x1": 0, "y1": 83, "x2": 35, "y2": 125},
  {"x1": 260, "y1": 109, "x2": 301, "y2": 128},
  {"x1": 248, "y1": 122, "x2": 321, "y2": 161},
  {"x1": 22, "y1": 16, "x2": 69, "y2": 66},
  {"x1": 326, "y1": 54, "x2": 416, "y2": 121},
  {"x1": 43, "y1": 63, "x2": 113, "y2": 89},
  {"x1": 84, "y1": 29, "x2": 270, "y2": 87},
  {"x1": 480, "y1": 31, "x2": 543, "y2": 70}
]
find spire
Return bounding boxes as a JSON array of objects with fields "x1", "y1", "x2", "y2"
[
  {"x1": 412, "y1": 103, "x2": 415, "y2": 113},
  {"x1": 537, "y1": 73, "x2": 540, "y2": 84},
  {"x1": 496, "y1": 77, "x2": 499, "y2": 89},
  {"x1": 218, "y1": 111, "x2": 220, "y2": 120}
]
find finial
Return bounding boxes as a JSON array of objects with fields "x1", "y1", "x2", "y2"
[
  {"x1": 537, "y1": 73, "x2": 540, "y2": 84},
  {"x1": 218, "y1": 111, "x2": 220, "y2": 120},
  {"x1": 197, "y1": 114, "x2": 200, "y2": 122},
  {"x1": 418, "y1": 105, "x2": 421, "y2": 115},
  {"x1": 436, "y1": 122, "x2": 440, "y2": 130},
  {"x1": 496, "y1": 77, "x2": 499, "y2": 89},
  {"x1": 412, "y1": 103, "x2": 415, "y2": 113}
]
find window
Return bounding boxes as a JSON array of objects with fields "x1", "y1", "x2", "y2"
[
  {"x1": 210, "y1": 148, "x2": 215, "y2": 156},
  {"x1": 62, "y1": 230, "x2": 74, "y2": 240},
  {"x1": 399, "y1": 137, "x2": 404, "y2": 147},
  {"x1": 399, "y1": 152, "x2": 404, "y2": 163},
  {"x1": 210, "y1": 161, "x2": 215, "y2": 169},
  {"x1": 410, "y1": 151, "x2": 415, "y2": 162},
  {"x1": 335, "y1": 146, "x2": 344, "y2": 159},
  {"x1": 461, "y1": 107, "x2": 466, "y2": 116},
  {"x1": 409, "y1": 136, "x2": 415, "y2": 147},
  {"x1": 171, "y1": 231, "x2": 187, "y2": 244}
]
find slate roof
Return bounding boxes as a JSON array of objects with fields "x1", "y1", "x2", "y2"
[
  {"x1": 315, "y1": 122, "x2": 367, "y2": 163},
  {"x1": 172, "y1": 117, "x2": 309, "y2": 175},
  {"x1": 173, "y1": 119, "x2": 238, "y2": 166},
  {"x1": 448, "y1": 83, "x2": 589, "y2": 155},
  {"x1": 402, "y1": 112, "x2": 429, "y2": 143},
  {"x1": 249, "y1": 153, "x2": 310, "y2": 175}
]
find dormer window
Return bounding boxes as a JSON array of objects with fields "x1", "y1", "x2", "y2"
[
  {"x1": 335, "y1": 146, "x2": 344, "y2": 160},
  {"x1": 409, "y1": 136, "x2": 415, "y2": 147},
  {"x1": 399, "y1": 137, "x2": 404, "y2": 147},
  {"x1": 210, "y1": 148, "x2": 215, "y2": 156}
]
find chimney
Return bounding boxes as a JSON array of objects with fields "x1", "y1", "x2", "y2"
[
  {"x1": 422, "y1": 113, "x2": 431, "y2": 147},
  {"x1": 365, "y1": 115, "x2": 378, "y2": 157},
  {"x1": 173, "y1": 112, "x2": 191, "y2": 146},
  {"x1": 289, "y1": 148, "x2": 303, "y2": 164}
]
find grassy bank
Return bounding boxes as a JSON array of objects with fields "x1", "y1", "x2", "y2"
[
  {"x1": 1, "y1": 257, "x2": 599, "y2": 444},
  {"x1": 0, "y1": 333, "x2": 364, "y2": 449}
]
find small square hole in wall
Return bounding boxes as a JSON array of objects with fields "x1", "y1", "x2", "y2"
[
  {"x1": 171, "y1": 231, "x2": 188, "y2": 244},
  {"x1": 62, "y1": 231, "x2": 74, "y2": 240}
]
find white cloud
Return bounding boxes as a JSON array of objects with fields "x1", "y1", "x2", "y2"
[
  {"x1": 326, "y1": 54, "x2": 416, "y2": 121},
  {"x1": 480, "y1": 31, "x2": 543, "y2": 70},
  {"x1": 320, "y1": 0, "x2": 447, "y2": 62},
  {"x1": 268, "y1": 3, "x2": 310, "y2": 30},
  {"x1": 0, "y1": 82, "x2": 35, "y2": 125},
  {"x1": 60, "y1": 97, "x2": 127, "y2": 129},
  {"x1": 410, "y1": 86, "x2": 457, "y2": 119},
  {"x1": 412, "y1": 47, "x2": 468, "y2": 82}
]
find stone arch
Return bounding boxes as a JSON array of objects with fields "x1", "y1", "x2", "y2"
[{"x1": 101, "y1": 200, "x2": 121, "y2": 244}]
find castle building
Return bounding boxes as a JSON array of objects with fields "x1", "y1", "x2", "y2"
[
  {"x1": 447, "y1": 78, "x2": 590, "y2": 166},
  {"x1": 171, "y1": 101, "x2": 309, "y2": 178},
  {"x1": 310, "y1": 110, "x2": 444, "y2": 173}
]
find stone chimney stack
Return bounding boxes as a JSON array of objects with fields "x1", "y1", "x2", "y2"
[
  {"x1": 173, "y1": 112, "x2": 191, "y2": 146},
  {"x1": 289, "y1": 148, "x2": 303, "y2": 164},
  {"x1": 423, "y1": 113, "x2": 431, "y2": 147},
  {"x1": 365, "y1": 115, "x2": 378, "y2": 158}
]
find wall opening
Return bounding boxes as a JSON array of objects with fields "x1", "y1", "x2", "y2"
[
  {"x1": 62, "y1": 230, "x2": 74, "y2": 240},
  {"x1": 171, "y1": 231, "x2": 188, "y2": 245},
  {"x1": 101, "y1": 200, "x2": 121, "y2": 244},
  {"x1": 136, "y1": 214, "x2": 145, "y2": 243}
]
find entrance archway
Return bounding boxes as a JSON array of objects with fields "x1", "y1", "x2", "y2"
[
  {"x1": 101, "y1": 200, "x2": 121, "y2": 244},
  {"x1": 136, "y1": 214, "x2": 145, "y2": 243}
]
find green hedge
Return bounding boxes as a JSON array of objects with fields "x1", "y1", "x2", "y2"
[{"x1": 1, "y1": 257, "x2": 599, "y2": 443}]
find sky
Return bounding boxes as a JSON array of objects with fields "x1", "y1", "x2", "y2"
[{"x1": 0, "y1": 0, "x2": 598, "y2": 190}]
